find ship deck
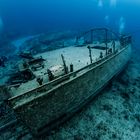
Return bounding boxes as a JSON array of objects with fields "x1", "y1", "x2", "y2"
[{"x1": 10, "y1": 41, "x2": 120, "y2": 96}]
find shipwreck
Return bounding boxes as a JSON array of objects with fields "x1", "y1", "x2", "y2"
[{"x1": 8, "y1": 28, "x2": 132, "y2": 136}]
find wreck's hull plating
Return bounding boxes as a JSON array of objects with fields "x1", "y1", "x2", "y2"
[{"x1": 9, "y1": 44, "x2": 131, "y2": 135}]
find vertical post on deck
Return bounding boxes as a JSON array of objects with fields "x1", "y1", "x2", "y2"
[
  {"x1": 87, "y1": 46, "x2": 93, "y2": 64},
  {"x1": 61, "y1": 54, "x2": 68, "y2": 74}
]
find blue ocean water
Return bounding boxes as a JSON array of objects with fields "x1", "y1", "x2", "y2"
[
  {"x1": 0, "y1": 1, "x2": 140, "y2": 139},
  {"x1": 0, "y1": 0, "x2": 140, "y2": 41}
]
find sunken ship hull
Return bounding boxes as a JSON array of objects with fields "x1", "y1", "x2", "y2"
[{"x1": 8, "y1": 28, "x2": 132, "y2": 135}]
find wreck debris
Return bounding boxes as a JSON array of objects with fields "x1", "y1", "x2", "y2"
[
  {"x1": 22, "y1": 61, "x2": 29, "y2": 69},
  {"x1": 47, "y1": 69, "x2": 54, "y2": 81},
  {"x1": 28, "y1": 56, "x2": 45, "y2": 65},
  {"x1": 48, "y1": 65, "x2": 65, "y2": 80},
  {"x1": 70, "y1": 63, "x2": 74, "y2": 72},
  {"x1": 19, "y1": 52, "x2": 34, "y2": 59},
  {"x1": 7, "y1": 69, "x2": 35, "y2": 85},
  {"x1": 19, "y1": 56, "x2": 46, "y2": 71},
  {"x1": 28, "y1": 56, "x2": 45, "y2": 71},
  {"x1": 108, "y1": 48, "x2": 112, "y2": 54},
  {"x1": 36, "y1": 76, "x2": 43, "y2": 85}
]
